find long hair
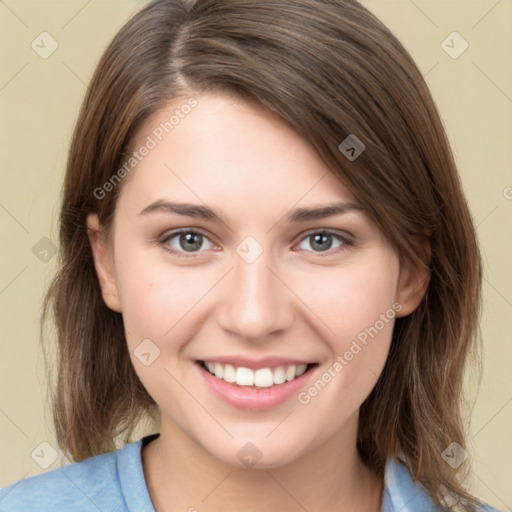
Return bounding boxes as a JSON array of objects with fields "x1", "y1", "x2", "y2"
[{"x1": 41, "y1": 0, "x2": 483, "y2": 509}]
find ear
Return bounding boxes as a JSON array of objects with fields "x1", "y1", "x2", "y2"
[
  {"x1": 86, "y1": 213, "x2": 122, "y2": 313},
  {"x1": 395, "y1": 247, "x2": 431, "y2": 318}
]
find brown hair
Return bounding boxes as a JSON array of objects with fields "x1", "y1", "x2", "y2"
[{"x1": 42, "y1": 0, "x2": 484, "y2": 509}]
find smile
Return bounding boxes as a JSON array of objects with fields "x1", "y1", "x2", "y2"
[{"x1": 199, "y1": 360, "x2": 315, "y2": 388}]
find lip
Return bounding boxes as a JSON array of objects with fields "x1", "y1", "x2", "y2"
[
  {"x1": 195, "y1": 360, "x2": 318, "y2": 411},
  {"x1": 197, "y1": 355, "x2": 313, "y2": 370}
]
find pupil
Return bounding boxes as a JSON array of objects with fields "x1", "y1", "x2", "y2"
[
  {"x1": 181, "y1": 233, "x2": 202, "y2": 251},
  {"x1": 312, "y1": 234, "x2": 331, "y2": 251},
  {"x1": 177, "y1": 233, "x2": 333, "y2": 253}
]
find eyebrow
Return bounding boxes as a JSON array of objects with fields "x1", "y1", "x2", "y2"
[{"x1": 138, "y1": 200, "x2": 363, "y2": 223}]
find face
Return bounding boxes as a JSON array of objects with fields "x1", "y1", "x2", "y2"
[{"x1": 88, "y1": 92, "x2": 425, "y2": 469}]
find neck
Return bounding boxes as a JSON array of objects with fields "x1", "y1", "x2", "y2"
[{"x1": 142, "y1": 413, "x2": 383, "y2": 512}]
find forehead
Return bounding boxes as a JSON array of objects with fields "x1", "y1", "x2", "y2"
[{"x1": 117, "y1": 92, "x2": 357, "y2": 219}]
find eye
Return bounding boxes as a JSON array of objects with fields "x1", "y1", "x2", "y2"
[
  {"x1": 159, "y1": 228, "x2": 352, "y2": 258},
  {"x1": 295, "y1": 230, "x2": 352, "y2": 255},
  {"x1": 160, "y1": 229, "x2": 216, "y2": 257}
]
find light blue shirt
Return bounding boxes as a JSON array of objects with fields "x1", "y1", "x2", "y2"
[{"x1": 0, "y1": 433, "x2": 502, "y2": 511}]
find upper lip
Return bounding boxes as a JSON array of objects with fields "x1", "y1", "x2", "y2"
[{"x1": 197, "y1": 356, "x2": 315, "y2": 370}]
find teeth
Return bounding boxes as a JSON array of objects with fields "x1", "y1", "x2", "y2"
[
  {"x1": 296, "y1": 364, "x2": 308, "y2": 377},
  {"x1": 254, "y1": 368, "x2": 274, "y2": 388},
  {"x1": 202, "y1": 362, "x2": 310, "y2": 387},
  {"x1": 285, "y1": 365, "x2": 296, "y2": 381},
  {"x1": 223, "y1": 364, "x2": 236, "y2": 383},
  {"x1": 214, "y1": 363, "x2": 224, "y2": 379},
  {"x1": 273, "y1": 366, "x2": 286, "y2": 384},
  {"x1": 235, "y1": 367, "x2": 254, "y2": 386}
]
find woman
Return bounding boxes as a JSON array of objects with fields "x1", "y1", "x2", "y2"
[{"x1": 0, "y1": 0, "x2": 501, "y2": 510}]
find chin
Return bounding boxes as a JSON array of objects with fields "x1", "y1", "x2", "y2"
[{"x1": 201, "y1": 433, "x2": 311, "y2": 471}]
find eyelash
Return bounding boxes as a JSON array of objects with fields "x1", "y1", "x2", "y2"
[{"x1": 158, "y1": 228, "x2": 354, "y2": 258}]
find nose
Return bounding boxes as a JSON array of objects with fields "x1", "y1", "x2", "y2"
[{"x1": 216, "y1": 248, "x2": 294, "y2": 342}]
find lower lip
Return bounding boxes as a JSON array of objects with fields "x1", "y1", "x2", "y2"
[{"x1": 196, "y1": 362, "x2": 316, "y2": 411}]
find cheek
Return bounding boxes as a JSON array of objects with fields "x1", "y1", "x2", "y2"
[
  {"x1": 114, "y1": 246, "x2": 218, "y2": 347},
  {"x1": 113, "y1": 249, "x2": 216, "y2": 403},
  {"x1": 293, "y1": 268, "x2": 398, "y2": 432},
  {"x1": 292, "y1": 253, "x2": 399, "y2": 398},
  {"x1": 291, "y1": 253, "x2": 400, "y2": 346}
]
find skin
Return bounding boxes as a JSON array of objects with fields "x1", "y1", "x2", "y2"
[{"x1": 87, "y1": 92, "x2": 429, "y2": 511}]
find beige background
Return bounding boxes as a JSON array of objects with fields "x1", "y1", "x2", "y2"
[{"x1": 0, "y1": 0, "x2": 510, "y2": 509}]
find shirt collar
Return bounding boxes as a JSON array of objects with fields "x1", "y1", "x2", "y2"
[
  {"x1": 382, "y1": 457, "x2": 441, "y2": 511},
  {"x1": 126, "y1": 435, "x2": 441, "y2": 512}
]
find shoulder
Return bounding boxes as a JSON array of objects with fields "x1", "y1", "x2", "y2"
[
  {"x1": 0, "y1": 447, "x2": 125, "y2": 512},
  {"x1": 382, "y1": 458, "x2": 503, "y2": 512}
]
